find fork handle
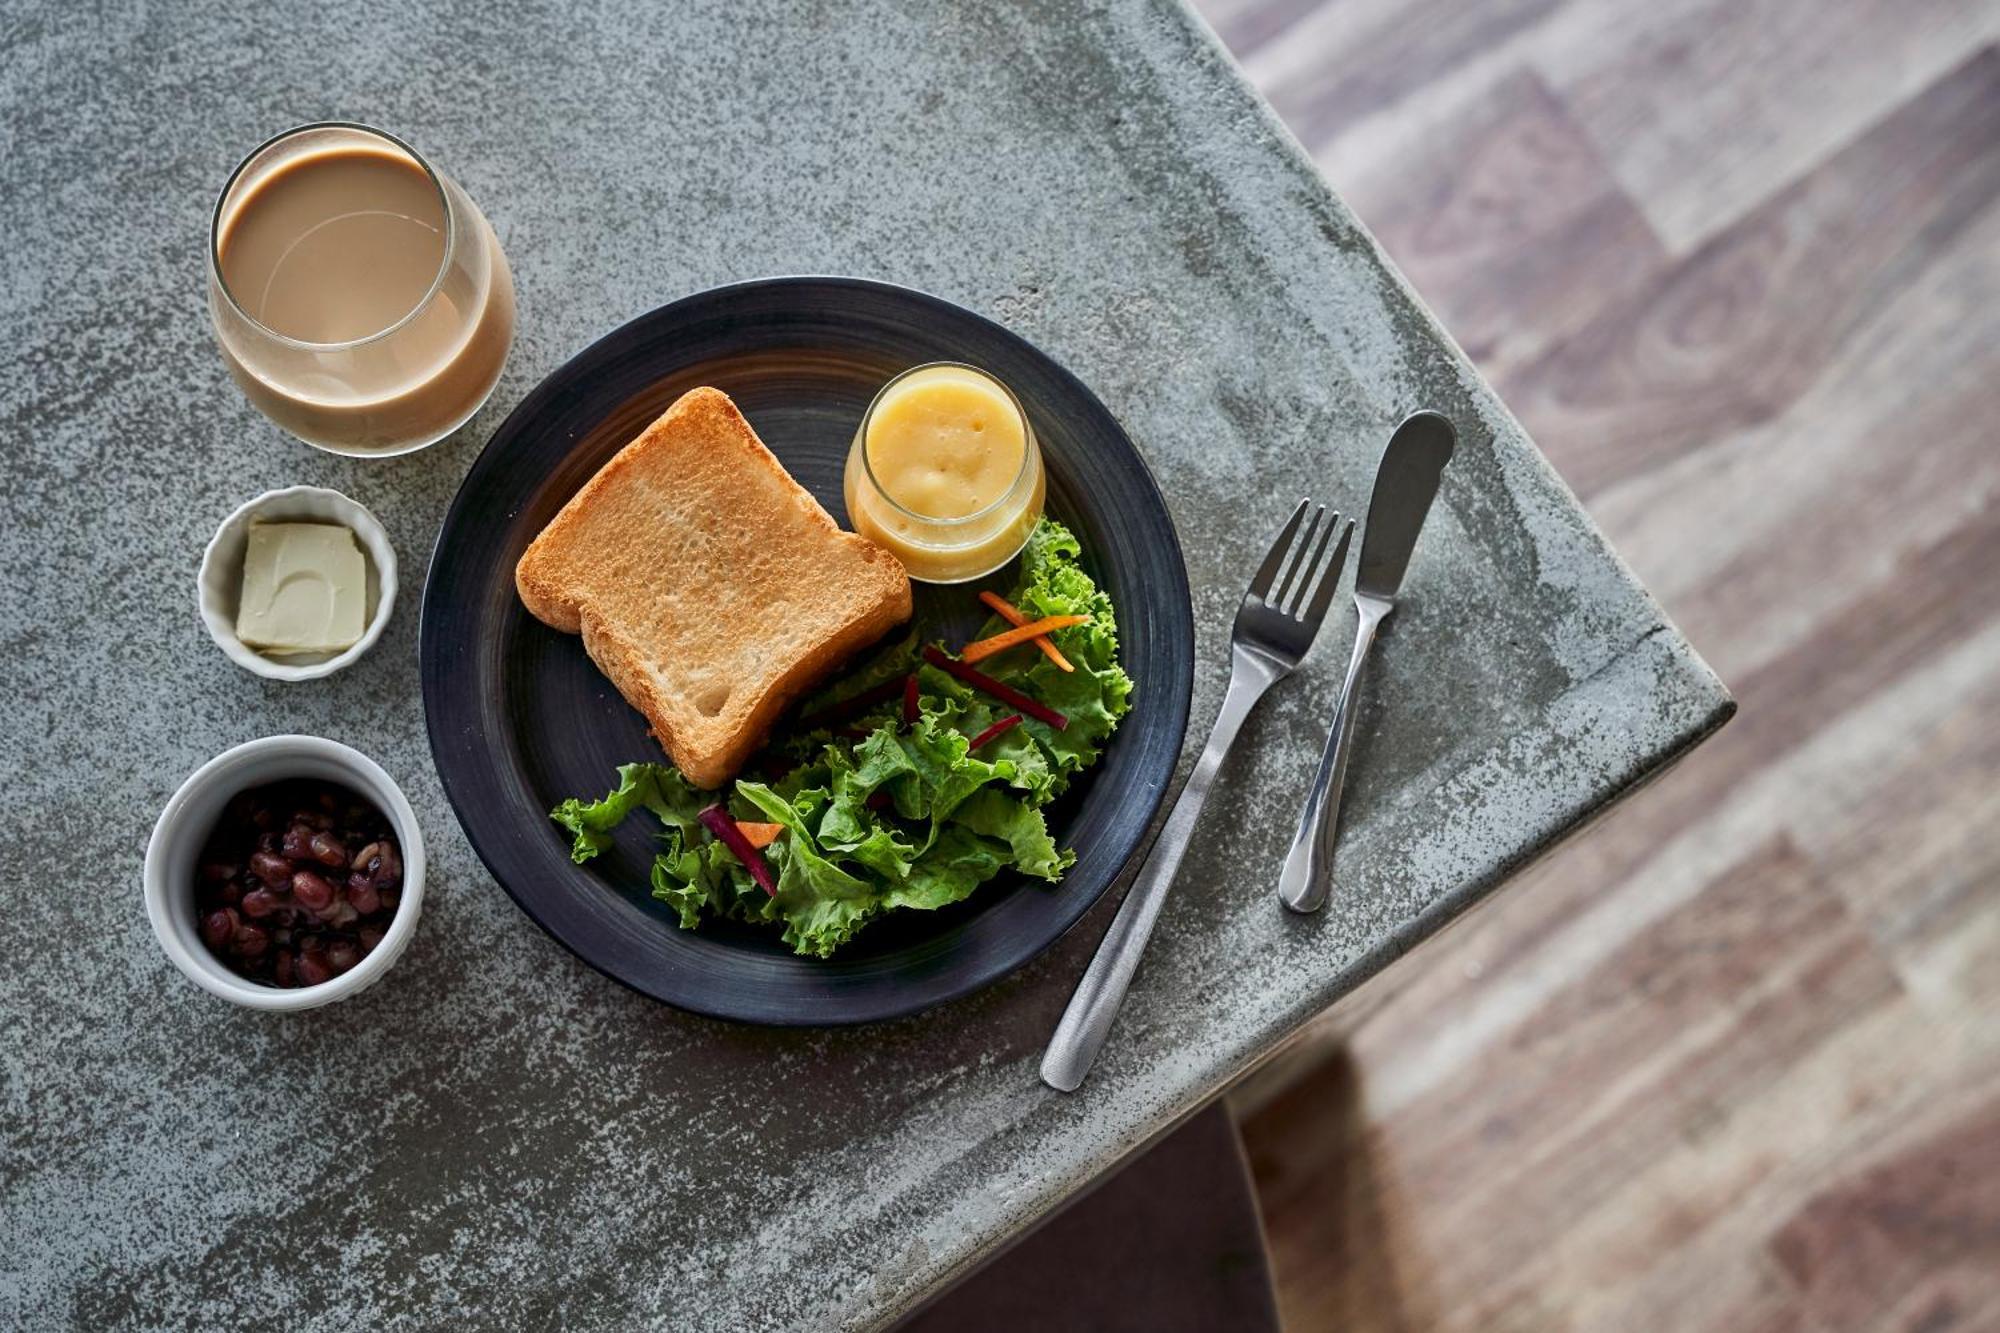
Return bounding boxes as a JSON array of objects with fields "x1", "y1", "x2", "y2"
[
  {"x1": 1278, "y1": 594, "x2": 1390, "y2": 913},
  {"x1": 1040, "y1": 651, "x2": 1277, "y2": 1092}
]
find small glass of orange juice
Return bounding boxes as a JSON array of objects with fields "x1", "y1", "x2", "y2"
[{"x1": 843, "y1": 362, "x2": 1047, "y2": 583}]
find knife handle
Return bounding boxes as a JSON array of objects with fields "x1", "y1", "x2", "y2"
[{"x1": 1277, "y1": 594, "x2": 1390, "y2": 912}]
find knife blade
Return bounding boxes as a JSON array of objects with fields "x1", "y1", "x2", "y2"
[{"x1": 1355, "y1": 410, "x2": 1456, "y2": 601}]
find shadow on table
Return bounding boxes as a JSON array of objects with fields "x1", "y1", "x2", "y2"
[
  {"x1": 892, "y1": 1102, "x2": 1280, "y2": 1333},
  {"x1": 1240, "y1": 1045, "x2": 1443, "y2": 1332}
]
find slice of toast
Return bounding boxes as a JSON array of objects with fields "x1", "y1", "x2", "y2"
[{"x1": 516, "y1": 386, "x2": 912, "y2": 788}]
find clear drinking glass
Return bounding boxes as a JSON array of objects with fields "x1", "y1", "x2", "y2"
[
  {"x1": 207, "y1": 123, "x2": 515, "y2": 457},
  {"x1": 842, "y1": 362, "x2": 1047, "y2": 583}
]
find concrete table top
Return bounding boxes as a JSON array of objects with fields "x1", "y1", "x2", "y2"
[{"x1": 0, "y1": 0, "x2": 1731, "y2": 1328}]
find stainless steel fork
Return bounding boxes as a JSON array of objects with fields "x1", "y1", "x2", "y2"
[{"x1": 1041, "y1": 500, "x2": 1354, "y2": 1092}]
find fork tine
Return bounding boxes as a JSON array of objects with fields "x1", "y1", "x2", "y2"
[
  {"x1": 1247, "y1": 499, "x2": 1312, "y2": 600},
  {"x1": 1299, "y1": 519, "x2": 1355, "y2": 626},
  {"x1": 1280, "y1": 507, "x2": 1336, "y2": 614},
  {"x1": 1272, "y1": 505, "x2": 1326, "y2": 610}
]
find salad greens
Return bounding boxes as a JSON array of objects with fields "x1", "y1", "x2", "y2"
[{"x1": 551, "y1": 518, "x2": 1133, "y2": 957}]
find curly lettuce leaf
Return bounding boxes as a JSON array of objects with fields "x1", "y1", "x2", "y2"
[
  {"x1": 948, "y1": 787, "x2": 1070, "y2": 881},
  {"x1": 552, "y1": 762, "x2": 706, "y2": 863},
  {"x1": 883, "y1": 823, "x2": 1007, "y2": 911}
]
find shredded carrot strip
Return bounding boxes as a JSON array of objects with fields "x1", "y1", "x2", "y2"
[
  {"x1": 978, "y1": 591, "x2": 1074, "y2": 671},
  {"x1": 960, "y1": 615, "x2": 1089, "y2": 665},
  {"x1": 735, "y1": 821, "x2": 784, "y2": 850}
]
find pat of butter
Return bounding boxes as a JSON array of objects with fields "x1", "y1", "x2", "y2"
[{"x1": 235, "y1": 522, "x2": 368, "y2": 655}]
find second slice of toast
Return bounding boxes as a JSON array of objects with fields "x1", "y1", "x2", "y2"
[{"x1": 516, "y1": 386, "x2": 912, "y2": 787}]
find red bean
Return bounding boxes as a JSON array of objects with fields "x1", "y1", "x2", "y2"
[
  {"x1": 280, "y1": 823, "x2": 314, "y2": 859},
  {"x1": 295, "y1": 952, "x2": 331, "y2": 986},
  {"x1": 232, "y1": 923, "x2": 269, "y2": 957},
  {"x1": 326, "y1": 941, "x2": 360, "y2": 973},
  {"x1": 351, "y1": 840, "x2": 402, "y2": 890},
  {"x1": 273, "y1": 950, "x2": 295, "y2": 986},
  {"x1": 291, "y1": 870, "x2": 336, "y2": 911},
  {"x1": 198, "y1": 861, "x2": 237, "y2": 884},
  {"x1": 240, "y1": 888, "x2": 280, "y2": 919},
  {"x1": 307, "y1": 831, "x2": 348, "y2": 868},
  {"x1": 358, "y1": 924, "x2": 386, "y2": 953},
  {"x1": 249, "y1": 851, "x2": 292, "y2": 889},
  {"x1": 346, "y1": 880, "x2": 381, "y2": 915},
  {"x1": 201, "y1": 908, "x2": 237, "y2": 950}
]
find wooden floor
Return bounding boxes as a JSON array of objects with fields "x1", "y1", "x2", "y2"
[{"x1": 1189, "y1": 1, "x2": 2000, "y2": 1328}]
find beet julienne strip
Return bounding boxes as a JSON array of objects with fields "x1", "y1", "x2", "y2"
[
  {"x1": 902, "y1": 674, "x2": 919, "y2": 726},
  {"x1": 920, "y1": 646, "x2": 1069, "y2": 730},
  {"x1": 698, "y1": 805, "x2": 777, "y2": 897},
  {"x1": 968, "y1": 714, "x2": 1023, "y2": 751}
]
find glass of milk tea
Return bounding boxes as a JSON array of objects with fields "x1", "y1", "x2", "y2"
[{"x1": 207, "y1": 123, "x2": 515, "y2": 456}]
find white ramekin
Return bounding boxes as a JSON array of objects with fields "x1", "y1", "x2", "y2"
[
  {"x1": 197, "y1": 486, "x2": 398, "y2": 682},
  {"x1": 145, "y1": 735, "x2": 426, "y2": 1010}
]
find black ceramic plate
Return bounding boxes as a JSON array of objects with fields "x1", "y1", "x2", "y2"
[{"x1": 421, "y1": 277, "x2": 1193, "y2": 1025}]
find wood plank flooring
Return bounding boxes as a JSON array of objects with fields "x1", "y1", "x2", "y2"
[{"x1": 1189, "y1": 1, "x2": 2000, "y2": 1327}]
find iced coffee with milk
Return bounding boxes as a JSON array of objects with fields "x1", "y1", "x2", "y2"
[{"x1": 208, "y1": 123, "x2": 514, "y2": 456}]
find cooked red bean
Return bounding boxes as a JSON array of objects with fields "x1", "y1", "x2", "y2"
[
  {"x1": 307, "y1": 831, "x2": 348, "y2": 868},
  {"x1": 190, "y1": 779, "x2": 402, "y2": 988},
  {"x1": 201, "y1": 909, "x2": 237, "y2": 950},
  {"x1": 351, "y1": 840, "x2": 401, "y2": 891},
  {"x1": 291, "y1": 870, "x2": 336, "y2": 911}
]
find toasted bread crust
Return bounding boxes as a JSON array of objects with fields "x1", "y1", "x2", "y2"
[{"x1": 516, "y1": 387, "x2": 912, "y2": 787}]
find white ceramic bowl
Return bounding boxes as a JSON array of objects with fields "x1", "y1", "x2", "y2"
[
  {"x1": 198, "y1": 486, "x2": 397, "y2": 681},
  {"x1": 145, "y1": 735, "x2": 426, "y2": 1010}
]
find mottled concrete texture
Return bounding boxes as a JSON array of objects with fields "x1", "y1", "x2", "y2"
[{"x1": 0, "y1": 1, "x2": 1730, "y2": 1329}]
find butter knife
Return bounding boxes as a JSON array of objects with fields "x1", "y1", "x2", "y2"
[{"x1": 1278, "y1": 410, "x2": 1455, "y2": 913}]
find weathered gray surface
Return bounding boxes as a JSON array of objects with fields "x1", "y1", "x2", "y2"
[{"x1": 0, "y1": 1, "x2": 1730, "y2": 1328}]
